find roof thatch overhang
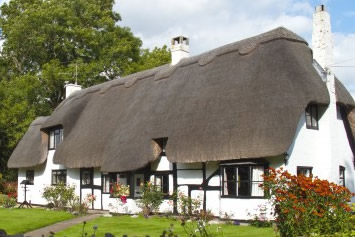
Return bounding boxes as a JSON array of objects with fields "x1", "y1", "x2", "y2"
[
  {"x1": 7, "y1": 116, "x2": 49, "y2": 168},
  {"x1": 9, "y1": 27, "x2": 342, "y2": 172}
]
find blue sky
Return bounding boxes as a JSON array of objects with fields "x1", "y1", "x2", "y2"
[{"x1": 0, "y1": 0, "x2": 354, "y2": 97}]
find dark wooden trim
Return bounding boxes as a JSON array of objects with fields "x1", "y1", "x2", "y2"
[
  {"x1": 176, "y1": 168, "x2": 204, "y2": 171},
  {"x1": 202, "y1": 163, "x2": 206, "y2": 211},
  {"x1": 173, "y1": 163, "x2": 178, "y2": 214}
]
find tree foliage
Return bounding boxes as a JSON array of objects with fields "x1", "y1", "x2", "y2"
[{"x1": 0, "y1": 0, "x2": 171, "y2": 178}]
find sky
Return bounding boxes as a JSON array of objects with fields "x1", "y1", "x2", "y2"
[
  {"x1": 0, "y1": 0, "x2": 354, "y2": 97},
  {"x1": 114, "y1": 0, "x2": 355, "y2": 98}
]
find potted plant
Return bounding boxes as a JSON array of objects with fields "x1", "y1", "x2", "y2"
[{"x1": 138, "y1": 182, "x2": 164, "y2": 216}]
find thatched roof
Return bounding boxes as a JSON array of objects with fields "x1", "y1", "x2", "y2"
[
  {"x1": 8, "y1": 117, "x2": 49, "y2": 168},
  {"x1": 335, "y1": 78, "x2": 354, "y2": 109},
  {"x1": 9, "y1": 27, "x2": 354, "y2": 171}
]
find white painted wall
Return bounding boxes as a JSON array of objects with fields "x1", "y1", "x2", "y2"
[{"x1": 285, "y1": 72, "x2": 354, "y2": 201}]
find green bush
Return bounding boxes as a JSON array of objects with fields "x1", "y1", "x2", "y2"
[
  {"x1": 137, "y1": 182, "x2": 163, "y2": 214},
  {"x1": 0, "y1": 194, "x2": 17, "y2": 208},
  {"x1": 42, "y1": 183, "x2": 76, "y2": 210}
]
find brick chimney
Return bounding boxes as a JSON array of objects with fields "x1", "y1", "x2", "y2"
[
  {"x1": 312, "y1": 5, "x2": 334, "y2": 70},
  {"x1": 65, "y1": 82, "x2": 82, "y2": 98},
  {"x1": 171, "y1": 36, "x2": 189, "y2": 65}
]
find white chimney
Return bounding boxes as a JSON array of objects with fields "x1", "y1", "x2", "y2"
[
  {"x1": 171, "y1": 36, "x2": 189, "y2": 65},
  {"x1": 312, "y1": 5, "x2": 334, "y2": 70},
  {"x1": 65, "y1": 83, "x2": 82, "y2": 98}
]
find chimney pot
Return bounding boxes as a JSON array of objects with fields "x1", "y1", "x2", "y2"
[
  {"x1": 65, "y1": 83, "x2": 82, "y2": 98},
  {"x1": 171, "y1": 36, "x2": 190, "y2": 65}
]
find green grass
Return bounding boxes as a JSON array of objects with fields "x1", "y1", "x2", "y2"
[
  {"x1": 57, "y1": 215, "x2": 275, "y2": 237},
  {"x1": 0, "y1": 208, "x2": 75, "y2": 234}
]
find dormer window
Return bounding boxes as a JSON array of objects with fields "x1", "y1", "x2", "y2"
[
  {"x1": 49, "y1": 127, "x2": 63, "y2": 150},
  {"x1": 305, "y1": 104, "x2": 318, "y2": 130},
  {"x1": 154, "y1": 137, "x2": 168, "y2": 157}
]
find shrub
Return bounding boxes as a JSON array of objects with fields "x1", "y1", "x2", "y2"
[
  {"x1": 177, "y1": 191, "x2": 201, "y2": 217},
  {"x1": 3, "y1": 182, "x2": 17, "y2": 199},
  {"x1": 137, "y1": 182, "x2": 164, "y2": 214},
  {"x1": 42, "y1": 183, "x2": 76, "y2": 210},
  {"x1": 263, "y1": 168, "x2": 353, "y2": 237},
  {"x1": 0, "y1": 194, "x2": 17, "y2": 208},
  {"x1": 248, "y1": 204, "x2": 272, "y2": 228}
]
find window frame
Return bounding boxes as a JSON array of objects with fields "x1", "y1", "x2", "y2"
[
  {"x1": 296, "y1": 166, "x2": 313, "y2": 177},
  {"x1": 305, "y1": 104, "x2": 319, "y2": 130},
  {"x1": 48, "y1": 127, "x2": 63, "y2": 150},
  {"x1": 220, "y1": 162, "x2": 267, "y2": 199},
  {"x1": 102, "y1": 173, "x2": 110, "y2": 194},
  {"x1": 51, "y1": 169, "x2": 67, "y2": 185},
  {"x1": 150, "y1": 172, "x2": 171, "y2": 198},
  {"x1": 26, "y1": 170, "x2": 34, "y2": 185},
  {"x1": 80, "y1": 168, "x2": 94, "y2": 188},
  {"x1": 108, "y1": 173, "x2": 132, "y2": 198},
  {"x1": 339, "y1": 166, "x2": 345, "y2": 187}
]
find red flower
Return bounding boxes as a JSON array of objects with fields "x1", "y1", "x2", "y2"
[{"x1": 120, "y1": 195, "x2": 127, "y2": 204}]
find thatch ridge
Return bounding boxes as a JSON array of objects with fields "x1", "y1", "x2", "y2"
[{"x1": 8, "y1": 117, "x2": 49, "y2": 168}]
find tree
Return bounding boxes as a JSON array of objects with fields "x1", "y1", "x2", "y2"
[{"x1": 0, "y1": 0, "x2": 171, "y2": 178}]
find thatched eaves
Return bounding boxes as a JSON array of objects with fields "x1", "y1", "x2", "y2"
[{"x1": 8, "y1": 117, "x2": 49, "y2": 168}]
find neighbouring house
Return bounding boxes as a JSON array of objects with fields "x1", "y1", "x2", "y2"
[{"x1": 7, "y1": 5, "x2": 355, "y2": 220}]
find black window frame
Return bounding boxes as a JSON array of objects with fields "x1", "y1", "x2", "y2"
[
  {"x1": 80, "y1": 168, "x2": 94, "y2": 187},
  {"x1": 26, "y1": 170, "x2": 34, "y2": 185},
  {"x1": 339, "y1": 166, "x2": 345, "y2": 187},
  {"x1": 151, "y1": 172, "x2": 170, "y2": 198},
  {"x1": 51, "y1": 169, "x2": 67, "y2": 185},
  {"x1": 48, "y1": 127, "x2": 63, "y2": 150},
  {"x1": 297, "y1": 166, "x2": 313, "y2": 177},
  {"x1": 102, "y1": 173, "x2": 110, "y2": 194},
  {"x1": 220, "y1": 163, "x2": 267, "y2": 198},
  {"x1": 108, "y1": 173, "x2": 132, "y2": 198},
  {"x1": 305, "y1": 104, "x2": 319, "y2": 130}
]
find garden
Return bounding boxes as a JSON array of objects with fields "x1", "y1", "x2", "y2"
[{"x1": 0, "y1": 169, "x2": 354, "y2": 236}]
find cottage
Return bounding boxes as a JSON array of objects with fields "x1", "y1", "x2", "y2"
[{"x1": 8, "y1": 5, "x2": 355, "y2": 219}]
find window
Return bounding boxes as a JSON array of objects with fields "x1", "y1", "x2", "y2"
[
  {"x1": 297, "y1": 166, "x2": 313, "y2": 177},
  {"x1": 134, "y1": 174, "x2": 144, "y2": 197},
  {"x1": 52, "y1": 170, "x2": 67, "y2": 185},
  {"x1": 102, "y1": 174, "x2": 110, "y2": 193},
  {"x1": 221, "y1": 165, "x2": 265, "y2": 197},
  {"x1": 26, "y1": 170, "x2": 34, "y2": 185},
  {"x1": 81, "y1": 168, "x2": 93, "y2": 186},
  {"x1": 151, "y1": 174, "x2": 169, "y2": 195},
  {"x1": 339, "y1": 166, "x2": 345, "y2": 187},
  {"x1": 305, "y1": 104, "x2": 318, "y2": 130},
  {"x1": 49, "y1": 127, "x2": 63, "y2": 149},
  {"x1": 154, "y1": 137, "x2": 168, "y2": 156},
  {"x1": 109, "y1": 173, "x2": 131, "y2": 196}
]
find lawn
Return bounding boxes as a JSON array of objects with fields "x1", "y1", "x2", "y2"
[
  {"x1": 0, "y1": 208, "x2": 75, "y2": 234},
  {"x1": 57, "y1": 215, "x2": 275, "y2": 237}
]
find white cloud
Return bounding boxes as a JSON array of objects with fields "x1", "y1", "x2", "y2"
[
  {"x1": 115, "y1": 0, "x2": 313, "y2": 53},
  {"x1": 333, "y1": 33, "x2": 355, "y2": 98},
  {"x1": 115, "y1": 0, "x2": 353, "y2": 98}
]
